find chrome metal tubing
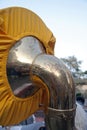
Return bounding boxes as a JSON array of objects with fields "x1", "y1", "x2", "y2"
[
  {"x1": 7, "y1": 36, "x2": 76, "y2": 129},
  {"x1": 31, "y1": 54, "x2": 76, "y2": 130}
]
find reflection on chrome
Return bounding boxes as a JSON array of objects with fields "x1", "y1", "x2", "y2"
[
  {"x1": 6, "y1": 36, "x2": 76, "y2": 130},
  {"x1": 6, "y1": 36, "x2": 45, "y2": 98}
]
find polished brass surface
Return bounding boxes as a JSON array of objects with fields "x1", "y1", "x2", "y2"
[
  {"x1": 6, "y1": 36, "x2": 76, "y2": 129},
  {"x1": 30, "y1": 50, "x2": 76, "y2": 130},
  {"x1": 45, "y1": 106, "x2": 76, "y2": 130},
  {"x1": 31, "y1": 51, "x2": 76, "y2": 130},
  {"x1": 6, "y1": 36, "x2": 45, "y2": 98},
  {"x1": 31, "y1": 54, "x2": 75, "y2": 109}
]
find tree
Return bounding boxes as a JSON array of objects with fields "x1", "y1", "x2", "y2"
[
  {"x1": 61, "y1": 55, "x2": 82, "y2": 78},
  {"x1": 83, "y1": 71, "x2": 87, "y2": 78},
  {"x1": 84, "y1": 71, "x2": 87, "y2": 75}
]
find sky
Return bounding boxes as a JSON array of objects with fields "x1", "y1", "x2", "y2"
[{"x1": 0, "y1": 0, "x2": 87, "y2": 71}]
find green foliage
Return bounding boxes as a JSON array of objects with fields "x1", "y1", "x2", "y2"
[
  {"x1": 60, "y1": 55, "x2": 87, "y2": 85},
  {"x1": 61, "y1": 55, "x2": 82, "y2": 78},
  {"x1": 84, "y1": 71, "x2": 87, "y2": 74},
  {"x1": 61, "y1": 55, "x2": 82, "y2": 72}
]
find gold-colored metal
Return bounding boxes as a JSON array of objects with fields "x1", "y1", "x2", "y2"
[
  {"x1": 6, "y1": 36, "x2": 45, "y2": 98},
  {"x1": 0, "y1": 6, "x2": 56, "y2": 126},
  {"x1": 6, "y1": 36, "x2": 76, "y2": 129},
  {"x1": 31, "y1": 54, "x2": 76, "y2": 109},
  {"x1": 30, "y1": 53, "x2": 76, "y2": 129},
  {"x1": 45, "y1": 106, "x2": 76, "y2": 130}
]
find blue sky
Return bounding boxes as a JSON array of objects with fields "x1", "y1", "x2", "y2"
[{"x1": 0, "y1": 0, "x2": 87, "y2": 71}]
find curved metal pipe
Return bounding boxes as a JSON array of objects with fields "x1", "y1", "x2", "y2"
[
  {"x1": 31, "y1": 53, "x2": 76, "y2": 130},
  {"x1": 7, "y1": 36, "x2": 76, "y2": 129}
]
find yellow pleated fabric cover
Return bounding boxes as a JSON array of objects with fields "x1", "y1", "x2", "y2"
[{"x1": 0, "y1": 7, "x2": 56, "y2": 126}]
